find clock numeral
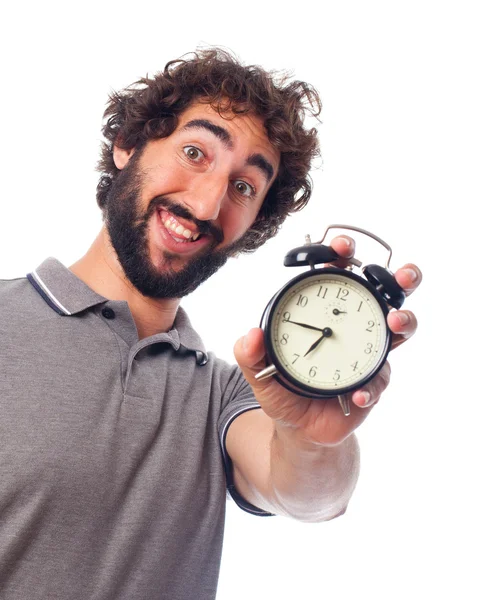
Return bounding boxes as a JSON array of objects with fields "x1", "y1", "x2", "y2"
[
  {"x1": 292, "y1": 354, "x2": 300, "y2": 364},
  {"x1": 296, "y1": 294, "x2": 308, "y2": 307},
  {"x1": 282, "y1": 311, "x2": 291, "y2": 322},
  {"x1": 357, "y1": 301, "x2": 363, "y2": 312},
  {"x1": 333, "y1": 369, "x2": 341, "y2": 381},
  {"x1": 309, "y1": 366, "x2": 317, "y2": 378},
  {"x1": 364, "y1": 343, "x2": 373, "y2": 354},
  {"x1": 336, "y1": 287, "x2": 349, "y2": 301},
  {"x1": 317, "y1": 285, "x2": 328, "y2": 299},
  {"x1": 280, "y1": 333, "x2": 289, "y2": 345},
  {"x1": 351, "y1": 361, "x2": 358, "y2": 372},
  {"x1": 366, "y1": 320, "x2": 375, "y2": 332}
]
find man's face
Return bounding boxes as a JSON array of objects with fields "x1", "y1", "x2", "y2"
[{"x1": 105, "y1": 101, "x2": 280, "y2": 299}]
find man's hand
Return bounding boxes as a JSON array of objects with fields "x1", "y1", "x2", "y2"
[{"x1": 234, "y1": 234, "x2": 422, "y2": 447}]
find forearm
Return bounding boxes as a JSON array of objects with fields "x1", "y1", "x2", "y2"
[{"x1": 268, "y1": 425, "x2": 360, "y2": 522}]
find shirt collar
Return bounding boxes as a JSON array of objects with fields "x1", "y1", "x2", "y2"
[{"x1": 27, "y1": 257, "x2": 206, "y2": 356}]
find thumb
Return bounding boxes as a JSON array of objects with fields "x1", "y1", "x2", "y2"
[{"x1": 233, "y1": 328, "x2": 268, "y2": 389}]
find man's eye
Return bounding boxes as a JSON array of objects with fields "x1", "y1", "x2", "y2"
[
  {"x1": 233, "y1": 180, "x2": 255, "y2": 197},
  {"x1": 183, "y1": 146, "x2": 204, "y2": 161}
]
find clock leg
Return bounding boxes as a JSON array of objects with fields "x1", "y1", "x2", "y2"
[
  {"x1": 338, "y1": 395, "x2": 351, "y2": 417},
  {"x1": 254, "y1": 364, "x2": 278, "y2": 381}
]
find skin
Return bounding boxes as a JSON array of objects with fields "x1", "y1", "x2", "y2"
[
  {"x1": 71, "y1": 100, "x2": 422, "y2": 521},
  {"x1": 71, "y1": 101, "x2": 280, "y2": 339}
]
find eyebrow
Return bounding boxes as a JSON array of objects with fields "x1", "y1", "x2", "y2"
[
  {"x1": 181, "y1": 118, "x2": 275, "y2": 184},
  {"x1": 182, "y1": 119, "x2": 233, "y2": 150},
  {"x1": 247, "y1": 153, "x2": 274, "y2": 183}
]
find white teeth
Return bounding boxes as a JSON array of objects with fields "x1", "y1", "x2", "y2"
[{"x1": 160, "y1": 212, "x2": 199, "y2": 242}]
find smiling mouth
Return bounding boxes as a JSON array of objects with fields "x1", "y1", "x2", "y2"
[{"x1": 157, "y1": 209, "x2": 203, "y2": 243}]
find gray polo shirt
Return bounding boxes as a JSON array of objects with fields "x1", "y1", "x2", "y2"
[{"x1": 0, "y1": 258, "x2": 271, "y2": 600}]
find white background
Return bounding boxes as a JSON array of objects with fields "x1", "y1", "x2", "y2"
[{"x1": 1, "y1": 1, "x2": 497, "y2": 598}]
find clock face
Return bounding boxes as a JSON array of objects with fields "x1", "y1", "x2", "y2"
[{"x1": 265, "y1": 269, "x2": 391, "y2": 396}]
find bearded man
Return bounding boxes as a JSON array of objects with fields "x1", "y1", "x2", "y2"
[{"x1": 0, "y1": 49, "x2": 421, "y2": 600}]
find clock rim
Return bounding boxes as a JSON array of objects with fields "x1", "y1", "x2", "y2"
[{"x1": 260, "y1": 267, "x2": 393, "y2": 398}]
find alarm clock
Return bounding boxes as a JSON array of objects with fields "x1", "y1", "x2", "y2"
[{"x1": 255, "y1": 225, "x2": 406, "y2": 416}]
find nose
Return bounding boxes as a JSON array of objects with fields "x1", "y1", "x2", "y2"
[{"x1": 186, "y1": 171, "x2": 228, "y2": 222}]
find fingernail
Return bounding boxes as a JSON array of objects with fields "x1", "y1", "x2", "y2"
[
  {"x1": 405, "y1": 268, "x2": 418, "y2": 284},
  {"x1": 241, "y1": 335, "x2": 248, "y2": 352},
  {"x1": 360, "y1": 391, "x2": 371, "y2": 406},
  {"x1": 397, "y1": 312, "x2": 410, "y2": 326},
  {"x1": 339, "y1": 237, "x2": 354, "y2": 256}
]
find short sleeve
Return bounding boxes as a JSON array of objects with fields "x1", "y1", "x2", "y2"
[{"x1": 217, "y1": 365, "x2": 274, "y2": 517}]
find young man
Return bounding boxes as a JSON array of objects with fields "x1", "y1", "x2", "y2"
[{"x1": 0, "y1": 50, "x2": 421, "y2": 599}]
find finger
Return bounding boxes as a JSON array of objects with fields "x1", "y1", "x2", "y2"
[
  {"x1": 387, "y1": 310, "x2": 418, "y2": 349},
  {"x1": 328, "y1": 235, "x2": 356, "y2": 267},
  {"x1": 394, "y1": 263, "x2": 422, "y2": 297},
  {"x1": 330, "y1": 235, "x2": 355, "y2": 258},
  {"x1": 352, "y1": 361, "x2": 391, "y2": 408},
  {"x1": 233, "y1": 328, "x2": 269, "y2": 391}
]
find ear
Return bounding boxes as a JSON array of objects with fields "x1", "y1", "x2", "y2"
[{"x1": 113, "y1": 145, "x2": 135, "y2": 170}]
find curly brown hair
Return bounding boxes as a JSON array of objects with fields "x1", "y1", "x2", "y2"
[{"x1": 97, "y1": 48, "x2": 321, "y2": 252}]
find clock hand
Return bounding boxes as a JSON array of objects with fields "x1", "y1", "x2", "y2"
[
  {"x1": 332, "y1": 309, "x2": 347, "y2": 315},
  {"x1": 303, "y1": 334, "x2": 325, "y2": 357},
  {"x1": 284, "y1": 319, "x2": 324, "y2": 332},
  {"x1": 303, "y1": 327, "x2": 333, "y2": 357}
]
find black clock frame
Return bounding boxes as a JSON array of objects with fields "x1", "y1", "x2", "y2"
[{"x1": 260, "y1": 267, "x2": 393, "y2": 399}]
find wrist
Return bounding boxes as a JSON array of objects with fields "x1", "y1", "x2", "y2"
[
  {"x1": 269, "y1": 424, "x2": 360, "y2": 521},
  {"x1": 273, "y1": 419, "x2": 352, "y2": 451}
]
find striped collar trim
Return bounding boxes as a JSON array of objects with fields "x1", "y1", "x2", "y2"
[
  {"x1": 27, "y1": 257, "x2": 207, "y2": 355},
  {"x1": 27, "y1": 271, "x2": 72, "y2": 315},
  {"x1": 27, "y1": 257, "x2": 107, "y2": 316}
]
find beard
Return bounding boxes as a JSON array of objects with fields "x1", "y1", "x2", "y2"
[{"x1": 103, "y1": 152, "x2": 245, "y2": 299}]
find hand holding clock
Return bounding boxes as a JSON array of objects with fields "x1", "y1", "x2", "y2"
[{"x1": 234, "y1": 234, "x2": 421, "y2": 446}]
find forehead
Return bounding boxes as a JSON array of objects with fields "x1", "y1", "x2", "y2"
[{"x1": 175, "y1": 101, "x2": 280, "y2": 167}]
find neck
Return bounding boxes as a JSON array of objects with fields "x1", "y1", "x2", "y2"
[{"x1": 70, "y1": 227, "x2": 181, "y2": 339}]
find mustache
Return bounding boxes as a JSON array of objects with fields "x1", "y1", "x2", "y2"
[{"x1": 145, "y1": 196, "x2": 224, "y2": 245}]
